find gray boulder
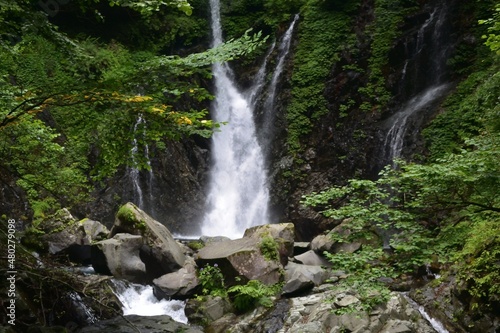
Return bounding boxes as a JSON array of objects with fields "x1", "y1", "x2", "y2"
[
  {"x1": 244, "y1": 223, "x2": 295, "y2": 265},
  {"x1": 91, "y1": 233, "x2": 146, "y2": 282},
  {"x1": 38, "y1": 209, "x2": 109, "y2": 264},
  {"x1": 195, "y1": 237, "x2": 282, "y2": 286},
  {"x1": 111, "y1": 202, "x2": 186, "y2": 275},
  {"x1": 153, "y1": 259, "x2": 199, "y2": 299},
  {"x1": 282, "y1": 262, "x2": 328, "y2": 295},
  {"x1": 294, "y1": 250, "x2": 332, "y2": 267}
]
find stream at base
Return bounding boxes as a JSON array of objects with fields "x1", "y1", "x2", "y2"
[
  {"x1": 111, "y1": 279, "x2": 188, "y2": 324},
  {"x1": 403, "y1": 293, "x2": 449, "y2": 333}
]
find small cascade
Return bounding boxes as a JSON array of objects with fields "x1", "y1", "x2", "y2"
[
  {"x1": 246, "y1": 40, "x2": 276, "y2": 105},
  {"x1": 128, "y1": 114, "x2": 156, "y2": 216},
  {"x1": 382, "y1": 2, "x2": 453, "y2": 165},
  {"x1": 403, "y1": 294, "x2": 450, "y2": 333},
  {"x1": 129, "y1": 115, "x2": 145, "y2": 208},
  {"x1": 260, "y1": 14, "x2": 299, "y2": 149},
  {"x1": 383, "y1": 83, "x2": 450, "y2": 163},
  {"x1": 111, "y1": 280, "x2": 188, "y2": 323}
]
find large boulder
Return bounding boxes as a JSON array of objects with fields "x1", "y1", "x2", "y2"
[
  {"x1": 110, "y1": 203, "x2": 186, "y2": 276},
  {"x1": 243, "y1": 223, "x2": 295, "y2": 265},
  {"x1": 195, "y1": 237, "x2": 282, "y2": 286},
  {"x1": 153, "y1": 259, "x2": 200, "y2": 299},
  {"x1": 36, "y1": 209, "x2": 109, "y2": 264},
  {"x1": 91, "y1": 233, "x2": 147, "y2": 283},
  {"x1": 282, "y1": 262, "x2": 329, "y2": 295},
  {"x1": 311, "y1": 221, "x2": 362, "y2": 254}
]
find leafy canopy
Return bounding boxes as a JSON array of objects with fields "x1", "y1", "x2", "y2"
[{"x1": 0, "y1": 0, "x2": 268, "y2": 217}]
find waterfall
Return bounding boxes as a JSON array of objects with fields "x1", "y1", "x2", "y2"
[
  {"x1": 202, "y1": 0, "x2": 270, "y2": 238},
  {"x1": 383, "y1": 83, "x2": 450, "y2": 164},
  {"x1": 260, "y1": 14, "x2": 299, "y2": 149},
  {"x1": 128, "y1": 114, "x2": 156, "y2": 215},
  {"x1": 201, "y1": 1, "x2": 298, "y2": 238},
  {"x1": 111, "y1": 279, "x2": 187, "y2": 323},
  {"x1": 403, "y1": 294, "x2": 450, "y2": 333},
  {"x1": 383, "y1": 2, "x2": 452, "y2": 164},
  {"x1": 129, "y1": 115, "x2": 146, "y2": 209}
]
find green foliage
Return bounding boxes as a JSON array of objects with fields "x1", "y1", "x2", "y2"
[
  {"x1": 259, "y1": 235, "x2": 280, "y2": 261},
  {"x1": 198, "y1": 263, "x2": 227, "y2": 297},
  {"x1": 455, "y1": 218, "x2": 500, "y2": 303},
  {"x1": 423, "y1": 62, "x2": 500, "y2": 159},
  {"x1": 228, "y1": 279, "x2": 282, "y2": 313},
  {"x1": 197, "y1": 264, "x2": 282, "y2": 313},
  {"x1": 187, "y1": 240, "x2": 205, "y2": 251},
  {"x1": 359, "y1": 0, "x2": 418, "y2": 110},
  {"x1": 108, "y1": 0, "x2": 193, "y2": 16},
  {"x1": 479, "y1": 3, "x2": 500, "y2": 54},
  {"x1": 0, "y1": 2, "x2": 268, "y2": 218},
  {"x1": 286, "y1": 0, "x2": 359, "y2": 155}
]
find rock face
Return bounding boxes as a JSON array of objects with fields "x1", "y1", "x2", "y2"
[{"x1": 79, "y1": 139, "x2": 208, "y2": 236}]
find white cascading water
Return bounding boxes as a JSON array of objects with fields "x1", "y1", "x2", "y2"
[
  {"x1": 403, "y1": 294, "x2": 450, "y2": 333},
  {"x1": 383, "y1": 83, "x2": 450, "y2": 163},
  {"x1": 112, "y1": 280, "x2": 188, "y2": 323},
  {"x1": 129, "y1": 115, "x2": 145, "y2": 209},
  {"x1": 201, "y1": 0, "x2": 272, "y2": 238},
  {"x1": 383, "y1": 3, "x2": 450, "y2": 164},
  {"x1": 261, "y1": 14, "x2": 298, "y2": 133}
]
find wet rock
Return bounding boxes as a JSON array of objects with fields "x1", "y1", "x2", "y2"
[{"x1": 77, "y1": 315, "x2": 202, "y2": 333}]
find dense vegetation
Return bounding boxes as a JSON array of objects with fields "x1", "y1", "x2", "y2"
[
  {"x1": 0, "y1": 0, "x2": 267, "y2": 222},
  {"x1": 0, "y1": 0, "x2": 499, "y2": 330},
  {"x1": 302, "y1": 1, "x2": 500, "y2": 317}
]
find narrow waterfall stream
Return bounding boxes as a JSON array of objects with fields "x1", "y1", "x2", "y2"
[
  {"x1": 201, "y1": 0, "x2": 297, "y2": 238},
  {"x1": 383, "y1": 83, "x2": 450, "y2": 163},
  {"x1": 382, "y1": 2, "x2": 452, "y2": 164},
  {"x1": 403, "y1": 294, "x2": 450, "y2": 333},
  {"x1": 128, "y1": 114, "x2": 156, "y2": 216}
]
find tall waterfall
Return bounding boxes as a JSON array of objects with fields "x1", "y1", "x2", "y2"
[
  {"x1": 383, "y1": 2, "x2": 452, "y2": 164},
  {"x1": 201, "y1": 0, "x2": 297, "y2": 238}
]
